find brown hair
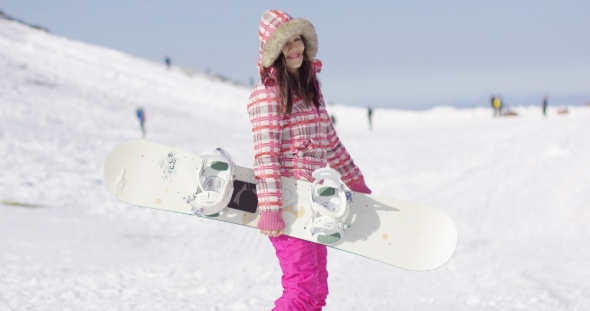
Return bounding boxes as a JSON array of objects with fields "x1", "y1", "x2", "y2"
[{"x1": 272, "y1": 37, "x2": 321, "y2": 115}]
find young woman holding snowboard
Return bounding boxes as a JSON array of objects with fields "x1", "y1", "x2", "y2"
[{"x1": 247, "y1": 10, "x2": 371, "y2": 310}]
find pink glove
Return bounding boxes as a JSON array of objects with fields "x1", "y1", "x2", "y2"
[
  {"x1": 349, "y1": 178, "x2": 372, "y2": 194},
  {"x1": 257, "y1": 210, "x2": 285, "y2": 231}
]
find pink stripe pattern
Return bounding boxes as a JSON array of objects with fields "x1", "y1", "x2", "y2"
[{"x1": 247, "y1": 78, "x2": 363, "y2": 216}]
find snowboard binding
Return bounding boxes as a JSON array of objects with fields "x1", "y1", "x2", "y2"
[
  {"x1": 308, "y1": 168, "x2": 353, "y2": 244},
  {"x1": 187, "y1": 148, "x2": 234, "y2": 217}
]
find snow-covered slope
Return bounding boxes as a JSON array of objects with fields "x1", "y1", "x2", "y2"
[{"x1": 1, "y1": 17, "x2": 589, "y2": 310}]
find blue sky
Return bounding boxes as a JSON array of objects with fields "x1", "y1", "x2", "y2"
[{"x1": 3, "y1": 1, "x2": 589, "y2": 109}]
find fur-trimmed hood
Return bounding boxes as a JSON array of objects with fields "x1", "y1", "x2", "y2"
[{"x1": 257, "y1": 10, "x2": 319, "y2": 75}]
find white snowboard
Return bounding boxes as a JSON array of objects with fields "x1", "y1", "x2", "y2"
[{"x1": 103, "y1": 140, "x2": 458, "y2": 271}]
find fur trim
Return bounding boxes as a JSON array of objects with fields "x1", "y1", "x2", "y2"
[{"x1": 262, "y1": 18, "x2": 318, "y2": 68}]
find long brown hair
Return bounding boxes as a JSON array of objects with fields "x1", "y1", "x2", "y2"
[{"x1": 272, "y1": 37, "x2": 321, "y2": 115}]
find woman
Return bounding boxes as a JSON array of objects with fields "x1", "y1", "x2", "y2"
[{"x1": 247, "y1": 10, "x2": 371, "y2": 310}]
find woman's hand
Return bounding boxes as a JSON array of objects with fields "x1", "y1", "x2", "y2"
[
  {"x1": 349, "y1": 178, "x2": 372, "y2": 194},
  {"x1": 259, "y1": 229, "x2": 284, "y2": 237},
  {"x1": 256, "y1": 210, "x2": 285, "y2": 236}
]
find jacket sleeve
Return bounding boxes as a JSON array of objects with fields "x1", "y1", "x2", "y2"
[
  {"x1": 324, "y1": 110, "x2": 364, "y2": 188},
  {"x1": 247, "y1": 85, "x2": 283, "y2": 213}
]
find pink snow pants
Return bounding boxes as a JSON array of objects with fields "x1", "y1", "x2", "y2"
[{"x1": 269, "y1": 235, "x2": 329, "y2": 311}]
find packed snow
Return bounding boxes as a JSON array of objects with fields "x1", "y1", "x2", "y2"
[{"x1": 1, "y1": 17, "x2": 589, "y2": 310}]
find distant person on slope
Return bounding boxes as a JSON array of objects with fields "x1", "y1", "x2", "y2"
[
  {"x1": 247, "y1": 10, "x2": 371, "y2": 310},
  {"x1": 492, "y1": 96, "x2": 502, "y2": 117},
  {"x1": 136, "y1": 107, "x2": 146, "y2": 137},
  {"x1": 368, "y1": 106, "x2": 373, "y2": 130},
  {"x1": 542, "y1": 94, "x2": 548, "y2": 117},
  {"x1": 165, "y1": 57, "x2": 171, "y2": 70},
  {"x1": 490, "y1": 96, "x2": 496, "y2": 115}
]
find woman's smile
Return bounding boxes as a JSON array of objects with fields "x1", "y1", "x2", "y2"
[{"x1": 287, "y1": 52, "x2": 301, "y2": 60}]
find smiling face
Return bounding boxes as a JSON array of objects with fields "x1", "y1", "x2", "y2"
[{"x1": 281, "y1": 35, "x2": 305, "y2": 75}]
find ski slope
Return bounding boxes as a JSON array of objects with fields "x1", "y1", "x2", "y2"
[{"x1": 1, "y1": 17, "x2": 589, "y2": 310}]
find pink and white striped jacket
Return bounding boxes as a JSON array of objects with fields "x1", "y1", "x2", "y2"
[
  {"x1": 248, "y1": 10, "x2": 365, "y2": 231},
  {"x1": 247, "y1": 61, "x2": 364, "y2": 230}
]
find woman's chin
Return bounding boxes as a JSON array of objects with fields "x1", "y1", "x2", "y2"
[{"x1": 286, "y1": 61, "x2": 303, "y2": 72}]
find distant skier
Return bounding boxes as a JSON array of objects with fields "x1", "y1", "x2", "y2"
[
  {"x1": 542, "y1": 94, "x2": 548, "y2": 117},
  {"x1": 165, "y1": 57, "x2": 171, "y2": 70},
  {"x1": 490, "y1": 96, "x2": 495, "y2": 113},
  {"x1": 136, "y1": 107, "x2": 146, "y2": 137},
  {"x1": 492, "y1": 96, "x2": 502, "y2": 116},
  {"x1": 368, "y1": 106, "x2": 373, "y2": 130}
]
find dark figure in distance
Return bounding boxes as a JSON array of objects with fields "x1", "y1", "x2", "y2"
[
  {"x1": 542, "y1": 94, "x2": 548, "y2": 117},
  {"x1": 136, "y1": 107, "x2": 146, "y2": 137},
  {"x1": 367, "y1": 106, "x2": 373, "y2": 130}
]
